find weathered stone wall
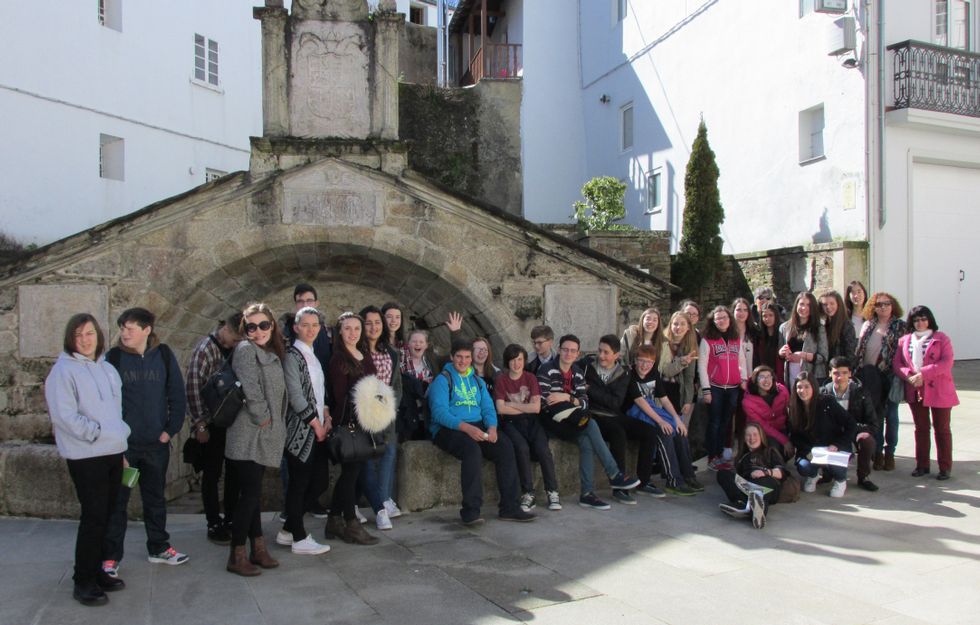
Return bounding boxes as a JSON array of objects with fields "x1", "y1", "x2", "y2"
[
  {"x1": 0, "y1": 155, "x2": 670, "y2": 516},
  {"x1": 399, "y1": 22, "x2": 437, "y2": 85},
  {"x1": 399, "y1": 80, "x2": 523, "y2": 216}
]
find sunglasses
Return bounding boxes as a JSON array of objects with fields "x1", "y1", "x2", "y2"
[
  {"x1": 874, "y1": 301, "x2": 892, "y2": 308},
  {"x1": 245, "y1": 320, "x2": 273, "y2": 334}
]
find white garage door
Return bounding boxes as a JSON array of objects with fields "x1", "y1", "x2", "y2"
[{"x1": 911, "y1": 162, "x2": 980, "y2": 360}]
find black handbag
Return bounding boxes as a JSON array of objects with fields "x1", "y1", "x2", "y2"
[
  {"x1": 327, "y1": 399, "x2": 385, "y2": 464},
  {"x1": 201, "y1": 358, "x2": 246, "y2": 428}
]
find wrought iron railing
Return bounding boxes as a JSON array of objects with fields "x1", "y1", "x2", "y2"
[{"x1": 887, "y1": 40, "x2": 980, "y2": 118}]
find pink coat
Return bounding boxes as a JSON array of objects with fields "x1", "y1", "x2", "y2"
[
  {"x1": 741, "y1": 383, "x2": 790, "y2": 446},
  {"x1": 893, "y1": 331, "x2": 959, "y2": 408}
]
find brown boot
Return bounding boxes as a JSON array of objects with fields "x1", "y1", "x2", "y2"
[
  {"x1": 873, "y1": 450, "x2": 884, "y2": 471},
  {"x1": 249, "y1": 536, "x2": 279, "y2": 569},
  {"x1": 883, "y1": 452, "x2": 895, "y2": 471},
  {"x1": 324, "y1": 514, "x2": 346, "y2": 541},
  {"x1": 227, "y1": 545, "x2": 260, "y2": 577},
  {"x1": 344, "y1": 518, "x2": 379, "y2": 545}
]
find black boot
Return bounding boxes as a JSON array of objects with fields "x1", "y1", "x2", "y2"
[{"x1": 73, "y1": 582, "x2": 108, "y2": 606}]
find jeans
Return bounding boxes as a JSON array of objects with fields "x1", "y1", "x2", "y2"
[
  {"x1": 577, "y1": 419, "x2": 620, "y2": 495},
  {"x1": 500, "y1": 416, "x2": 558, "y2": 493},
  {"x1": 434, "y1": 427, "x2": 521, "y2": 520},
  {"x1": 877, "y1": 400, "x2": 900, "y2": 456},
  {"x1": 229, "y1": 460, "x2": 265, "y2": 546},
  {"x1": 67, "y1": 453, "x2": 123, "y2": 585},
  {"x1": 200, "y1": 425, "x2": 238, "y2": 527},
  {"x1": 796, "y1": 458, "x2": 847, "y2": 482},
  {"x1": 357, "y1": 439, "x2": 398, "y2": 513},
  {"x1": 104, "y1": 443, "x2": 170, "y2": 561},
  {"x1": 706, "y1": 386, "x2": 740, "y2": 458}
]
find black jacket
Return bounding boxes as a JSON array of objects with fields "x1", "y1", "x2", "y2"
[
  {"x1": 578, "y1": 356, "x2": 630, "y2": 417},
  {"x1": 790, "y1": 395, "x2": 857, "y2": 457},
  {"x1": 819, "y1": 379, "x2": 879, "y2": 438}
]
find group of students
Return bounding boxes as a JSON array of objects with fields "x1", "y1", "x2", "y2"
[{"x1": 44, "y1": 280, "x2": 959, "y2": 605}]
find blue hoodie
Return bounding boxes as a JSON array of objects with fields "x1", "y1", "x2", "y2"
[
  {"x1": 44, "y1": 352, "x2": 131, "y2": 460},
  {"x1": 428, "y1": 362, "x2": 496, "y2": 437},
  {"x1": 106, "y1": 343, "x2": 186, "y2": 447}
]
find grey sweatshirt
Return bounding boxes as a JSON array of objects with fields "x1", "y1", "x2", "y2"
[{"x1": 44, "y1": 352, "x2": 131, "y2": 460}]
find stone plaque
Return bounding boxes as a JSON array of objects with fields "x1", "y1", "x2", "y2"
[
  {"x1": 283, "y1": 189, "x2": 382, "y2": 226},
  {"x1": 543, "y1": 284, "x2": 618, "y2": 353},
  {"x1": 19, "y1": 285, "x2": 110, "y2": 358},
  {"x1": 289, "y1": 22, "x2": 370, "y2": 138}
]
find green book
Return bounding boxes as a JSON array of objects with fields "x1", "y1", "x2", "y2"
[{"x1": 122, "y1": 466, "x2": 140, "y2": 488}]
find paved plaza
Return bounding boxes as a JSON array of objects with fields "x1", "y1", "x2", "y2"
[{"x1": 3, "y1": 362, "x2": 979, "y2": 625}]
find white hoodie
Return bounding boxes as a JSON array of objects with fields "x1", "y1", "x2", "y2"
[{"x1": 44, "y1": 352, "x2": 130, "y2": 460}]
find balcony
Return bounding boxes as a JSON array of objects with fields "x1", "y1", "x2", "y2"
[
  {"x1": 887, "y1": 40, "x2": 980, "y2": 118},
  {"x1": 468, "y1": 43, "x2": 522, "y2": 84}
]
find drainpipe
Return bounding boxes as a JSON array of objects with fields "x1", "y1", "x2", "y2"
[{"x1": 876, "y1": 0, "x2": 885, "y2": 232}]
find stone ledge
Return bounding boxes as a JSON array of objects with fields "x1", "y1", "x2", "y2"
[{"x1": 0, "y1": 443, "x2": 190, "y2": 519}]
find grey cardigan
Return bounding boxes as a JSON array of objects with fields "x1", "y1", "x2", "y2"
[
  {"x1": 225, "y1": 340, "x2": 287, "y2": 468},
  {"x1": 778, "y1": 320, "x2": 829, "y2": 384}
]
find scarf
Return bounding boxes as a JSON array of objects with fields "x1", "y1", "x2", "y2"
[{"x1": 910, "y1": 330, "x2": 933, "y2": 372}]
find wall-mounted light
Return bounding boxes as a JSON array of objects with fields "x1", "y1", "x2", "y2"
[{"x1": 599, "y1": 94, "x2": 611, "y2": 104}]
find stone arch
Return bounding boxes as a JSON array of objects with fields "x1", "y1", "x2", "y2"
[{"x1": 156, "y1": 239, "x2": 513, "y2": 357}]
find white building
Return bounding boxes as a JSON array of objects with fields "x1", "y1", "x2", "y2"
[
  {"x1": 0, "y1": 1, "x2": 265, "y2": 247},
  {"x1": 450, "y1": 0, "x2": 980, "y2": 358}
]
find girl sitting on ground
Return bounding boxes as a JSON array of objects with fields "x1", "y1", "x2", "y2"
[{"x1": 717, "y1": 423, "x2": 790, "y2": 529}]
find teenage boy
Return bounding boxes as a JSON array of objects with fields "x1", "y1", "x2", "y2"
[
  {"x1": 103, "y1": 308, "x2": 188, "y2": 576},
  {"x1": 579, "y1": 335, "x2": 661, "y2": 503},
  {"x1": 185, "y1": 312, "x2": 243, "y2": 544},
  {"x1": 429, "y1": 339, "x2": 535, "y2": 525},
  {"x1": 525, "y1": 325, "x2": 557, "y2": 375},
  {"x1": 821, "y1": 357, "x2": 880, "y2": 491},
  {"x1": 537, "y1": 334, "x2": 640, "y2": 510}
]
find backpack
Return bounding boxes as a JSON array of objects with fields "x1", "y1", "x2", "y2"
[{"x1": 200, "y1": 347, "x2": 246, "y2": 428}]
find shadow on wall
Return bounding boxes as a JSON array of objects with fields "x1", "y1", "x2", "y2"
[{"x1": 812, "y1": 207, "x2": 832, "y2": 244}]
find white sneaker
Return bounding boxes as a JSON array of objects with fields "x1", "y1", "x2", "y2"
[
  {"x1": 546, "y1": 490, "x2": 562, "y2": 511},
  {"x1": 829, "y1": 480, "x2": 847, "y2": 498},
  {"x1": 376, "y1": 508, "x2": 393, "y2": 531},
  {"x1": 355, "y1": 507, "x2": 368, "y2": 524},
  {"x1": 275, "y1": 530, "x2": 294, "y2": 546},
  {"x1": 291, "y1": 535, "x2": 330, "y2": 555},
  {"x1": 519, "y1": 492, "x2": 536, "y2": 512},
  {"x1": 804, "y1": 476, "x2": 819, "y2": 493},
  {"x1": 383, "y1": 498, "x2": 403, "y2": 518}
]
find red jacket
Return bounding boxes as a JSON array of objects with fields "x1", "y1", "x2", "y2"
[
  {"x1": 893, "y1": 332, "x2": 959, "y2": 408},
  {"x1": 742, "y1": 383, "x2": 790, "y2": 446}
]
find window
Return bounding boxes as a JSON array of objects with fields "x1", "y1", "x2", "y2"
[
  {"x1": 620, "y1": 103, "x2": 634, "y2": 152},
  {"x1": 205, "y1": 168, "x2": 227, "y2": 183},
  {"x1": 99, "y1": 134, "x2": 124, "y2": 180},
  {"x1": 646, "y1": 168, "x2": 663, "y2": 214},
  {"x1": 799, "y1": 0, "x2": 814, "y2": 17},
  {"x1": 98, "y1": 0, "x2": 122, "y2": 31},
  {"x1": 194, "y1": 34, "x2": 219, "y2": 86},
  {"x1": 935, "y1": 0, "x2": 971, "y2": 49},
  {"x1": 409, "y1": 5, "x2": 425, "y2": 25},
  {"x1": 798, "y1": 105, "x2": 825, "y2": 163}
]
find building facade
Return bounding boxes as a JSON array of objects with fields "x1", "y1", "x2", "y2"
[
  {"x1": 0, "y1": 1, "x2": 265, "y2": 246},
  {"x1": 450, "y1": 0, "x2": 980, "y2": 358}
]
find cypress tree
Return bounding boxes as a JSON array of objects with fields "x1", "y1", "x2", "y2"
[{"x1": 674, "y1": 119, "x2": 725, "y2": 297}]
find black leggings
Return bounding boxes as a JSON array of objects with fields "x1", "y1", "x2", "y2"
[
  {"x1": 716, "y1": 469, "x2": 781, "y2": 508},
  {"x1": 330, "y1": 461, "x2": 363, "y2": 521},
  {"x1": 229, "y1": 459, "x2": 265, "y2": 546},
  {"x1": 284, "y1": 453, "x2": 313, "y2": 542}
]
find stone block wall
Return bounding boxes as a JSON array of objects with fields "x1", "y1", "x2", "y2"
[
  {"x1": 399, "y1": 80, "x2": 523, "y2": 216},
  {"x1": 399, "y1": 22, "x2": 437, "y2": 85}
]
